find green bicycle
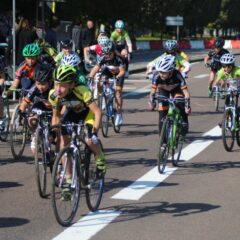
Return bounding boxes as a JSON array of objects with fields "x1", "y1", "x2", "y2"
[{"x1": 156, "y1": 94, "x2": 187, "y2": 174}]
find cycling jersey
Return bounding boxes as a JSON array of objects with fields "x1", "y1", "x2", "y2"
[
  {"x1": 207, "y1": 48, "x2": 229, "y2": 71},
  {"x1": 111, "y1": 30, "x2": 132, "y2": 51},
  {"x1": 89, "y1": 44, "x2": 102, "y2": 56},
  {"x1": 217, "y1": 66, "x2": 240, "y2": 82},
  {"x1": 48, "y1": 85, "x2": 94, "y2": 126},
  {"x1": 24, "y1": 85, "x2": 50, "y2": 104}
]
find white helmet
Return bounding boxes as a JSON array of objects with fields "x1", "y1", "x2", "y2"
[
  {"x1": 156, "y1": 55, "x2": 176, "y2": 72},
  {"x1": 101, "y1": 39, "x2": 114, "y2": 54},
  {"x1": 220, "y1": 53, "x2": 235, "y2": 65},
  {"x1": 164, "y1": 40, "x2": 178, "y2": 52},
  {"x1": 61, "y1": 53, "x2": 81, "y2": 67},
  {"x1": 98, "y1": 35, "x2": 109, "y2": 45}
]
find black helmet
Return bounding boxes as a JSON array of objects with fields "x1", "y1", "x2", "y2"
[
  {"x1": 214, "y1": 38, "x2": 225, "y2": 48},
  {"x1": 60, "y1": 39, "x2": 73, "y2": 48},
  {"x1": 0, "y1": 55, "x2": 5, "y2": 72},
  {"x1": 33, "y1": 64, "x2": 53, "y2": 83}
]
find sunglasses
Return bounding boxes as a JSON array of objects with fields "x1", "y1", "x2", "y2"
[{"x1": 222, "y1": 64, "x2": 232, "y2": 68}]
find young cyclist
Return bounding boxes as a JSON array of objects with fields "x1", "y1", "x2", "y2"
[
  {"x1": 146, "y1": 40, "x2": 191, "y2": 79},
  {"x1": 111, "y1": 20, "x2": 133, "y2": 78},
  {"x1": 149, "y1": 55, "x2": 191, "y2": 135},
  {"x1": 0, "y1": 55, "x2": 6, "y2": 131},
  {"x1": 19, "y1": 64, "x2": 53, "y2": 154},
  {"x1": 8, "y1": 43, "x2": 41, "y2": 91},
  {"x1": 204, "y1": 37, "x2": 229, "y2": 97},
  {"x1": 48, "y1": 65, "x2": 106, "y2": 182},
  {"x1": 88, "y1": 39, "x2": 126, "y2": 126}
]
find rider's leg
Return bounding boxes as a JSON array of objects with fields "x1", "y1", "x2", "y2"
[{"x1": 208, "y1": 70, "x2": 217, "y2": 97}]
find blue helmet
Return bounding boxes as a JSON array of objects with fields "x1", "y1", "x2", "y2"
[{"x1": 115, "y1": 20, "x2": 125, "y2": 29}]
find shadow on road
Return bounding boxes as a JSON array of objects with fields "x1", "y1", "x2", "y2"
[
  {"x1": 0, "y1": 217, "x2": 29, "y2": 228},
  {"x1": 0, "y1": 181, "x2": 23, "y2": 189}
]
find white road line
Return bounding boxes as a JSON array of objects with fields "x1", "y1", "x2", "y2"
[
  {"x1": 194, "y1": 74, "x2": 209, "y2": 78},
  {"x1": 124, "y1": 84, "x2": 151, "y2": 96},
  {"x1": 111, "y1": 126, "x2": 221, "y2": 201},
  {"x1": 53, "y1": 210, "x2": 121, "y2": 240}
]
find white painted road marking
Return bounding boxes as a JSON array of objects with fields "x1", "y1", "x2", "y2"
[
  {"x1": 53, "y1": 210, "x2": 121, "y2": 240},
  {"x1": 194, "y1": 74, "x2": 209, "y2": 78},
  {"x1": 111, "y1": 126, "x2": 221, "y2": 201}
]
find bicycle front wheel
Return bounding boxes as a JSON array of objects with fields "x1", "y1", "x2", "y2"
[
  {"x1": 222, "y1": 109, "x2": 235, "y2": 152},
  {"x1": 172, "y1": 129, "x2": 184, "y2": 167},
  {"x1": 52, "y1": 147, "x2": 81, "y2": 226},
  {"x1": 85, "y1": 142, "x2": 104, "y2": 211},
  {"x1": 34, "y1": 128, "x2": 48, "y2": 198},
  {"x1": 213, "y1": 92, "x2": 220, "y2": 112},
  {"x1": 10, "y1": 105, "x2": 27, "y2": 160},
  {"x1": 100, "y1": 95, "x2": 109, "y2": 137},
  {"x1": 158, "y1": 117, "x2": 171, "y2": 174},
  {"x1": 0, "y1": 96, "x2": 10, "y2": 142}
]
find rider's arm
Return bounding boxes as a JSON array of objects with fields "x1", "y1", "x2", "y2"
[
  {"x1": 182, "y1": 87, "x2": 190, "y2": 99},
  {"x1": 88, "y1": 101, "x2": 101, "y2": 134},
  {"x1": 19, "y1": 98, "x2": 29, "y2": 112},
  {"x1": 116, "y1": 66, "x2": 126, "y2": 79},
  {"x1": 0, "y1": 72, "x2": 5, "y2": 89},
  {"x1": 83, "y1": 46, "x2": 90, "y2": 62},
  {"x1": 89, "y1": 64, "x2": 100, "y2": 79},
  {"x1": 125, "y1": 33, "x2": 133, "y2": 53}
]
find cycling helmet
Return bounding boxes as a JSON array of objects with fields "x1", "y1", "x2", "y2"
[
  {"x1": 33, "y1": 64, "x2": 53, "y2": 83},
  {"x1": 34, "y1": 38, "x2": 46, "y2": 48},
  {"x1": 97, "y1": 35, "x2": 109, "y2": 45},
  {"x1": 115, "y1": 20, "x2": 125, "y2": 29},
  {"x1": 214, "y1": 37, "x2": 225, "y2": 48},
  {"x1": 163, "y1": 40, "x2": 178, "y2": 52},
  {"x1": 101, "y1": 39, "x2": 114, "y2": 54},
  {"x1": 22, "y1": 43, "x2": 40, "y2": 57},
  {"x1": 0, "y1": 55, "x2": 5, "y2": 72},
  {"x1": 220, "y1": 53, "x2": 235, "y2": 65},
  {"x1": 61, "y1": 53, "x2": 81, "y2": 67},
  {"x1": 156, "y1": 55, "x2": 176, "y2": 72},
  {"x1": 60, "y1": 39, "x2": 73, "y2": 48},
  {"x1": 53, "y1": 65, "x2": 77, "y2": 83}
]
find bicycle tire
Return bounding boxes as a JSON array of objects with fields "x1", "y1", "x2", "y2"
[
  {"x1": 34, "y1": 128, "x2": 48, "y2": 198},
  {"x1": 52, "y1": 146, "x2": 81, "y2": 226},
  {"x1": 0, "y1": 96, "x2": 10, "y2": 141},
  {"x1": 100, "y1": 95, "x2": 109, "y2": 137},
  {"x1": 10, "y1": 105, "x2": 27, "y2": 160},
  {"x1": 85, "y1": 141, "x2": 104, "y2": 211},
  {"x1": 112, "y1": 108, "x2": 121, "y2": 133},
  {"x1": 222, "y1": 109, "x2": 235, "y2": 152},
  {"x1": 158, "y1": 117, "x2": 171, "y2": 174},
  {"x1": 214, "y1": 93, "x2": 220, "y2": 112},
  {"x1": 172, "y1": 129, "x2": 184, "y2": 167}
]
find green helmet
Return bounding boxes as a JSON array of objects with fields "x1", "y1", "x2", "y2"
[
  {"x1": 53, "y1": 65, "x2": 77, "y2": 83},
  {"x1": 22, "y1": 43, "x2": 40, "y2": 57}
]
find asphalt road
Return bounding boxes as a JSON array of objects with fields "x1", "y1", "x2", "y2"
[{"x1": 1, "y1": 51, "x2": 240, "y2": 240}]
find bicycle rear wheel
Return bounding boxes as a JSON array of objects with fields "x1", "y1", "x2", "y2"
[
  {"x1": 100, "y1": 95, "x2": 109, "y2": 137},
  {"x1": 0, "y1": 96, "x2": 10, "y2": 142},
  {"x1": 158, "y1": 117, "x2": 171, "y2": 174},
  {"x1": 85, "y1": 142, "x2": 104, "y2": 211},
  {"x1": 213, "y1": 92, "x2": 220, "y2": 112},
  {"x1": 52, "y1": 147, "x2": 81, "y2": 226},
  {"x1": 34, "y1": 128, "x2": 48, "y2": 198},
  {"x1": 222, "y1": 109, "x2": 235, "y2": 152},
  {"x1": 10, "y1": 105, "x2": 27, "y2": 160}
]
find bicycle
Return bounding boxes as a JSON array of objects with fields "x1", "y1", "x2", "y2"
[
  {"x1": 99, "y1": 76, "x2": 121, "y2": 137},
  {"x1": 51, "y1": 122, "x2": 104, "y2": 226},
  {"x1": 221, "y1": 78, "x2": 240, "y2": 152},
  {"x1": 0, "y1": 81, "x2": 10, "y2": 142},
  {"x1": 212, "y1": 85, "x2": 224, "y2": 112},
  {"x1": 155, "y1": 94, "x2": 186, "y2": 174},
  {"x1": 32, "y1": 108, "x2": 55, "y2": 198},
  {"x1": 9, "y1": 88, "x2": 31, "y2": 160}
]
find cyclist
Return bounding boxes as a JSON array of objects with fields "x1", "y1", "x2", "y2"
[
  {"x1": 54, "y1": 39, "x2": 75, "y2": 65},
  {"x1": 0, "y1": 55, "x2": 6, "y2": 131},
  {"x1": 48, "y1": 65, "x2": 106, "y2": 182},
  {"x1": 61, "y1": 53, "x2": 88, "y2": 87},
  {"x1": 19, "y1": 64, "x2": 53, "y2": 154},
  {"x1": 35, "y1": 38, "x2": 57, "y2": 65},
  {"x1": 149, "y1": 55, "x2": 191, "y2": 135},
  {"x1": 88, "y1": 39, "x2": 126, "y2": 126},
  {"x1": 204, "y1": 37, "x2": 229, "y2": 97},
  {"x1": 146, "y1": 40, "x2": 191, "y2": 79},
  {"x1": 213, "y1": 53, "x2": 240, "y2": 91},
  {"x1": 8, "y1": 43, "x2": 41, "y2": 94},
  {"x1": 111, "y1": 20, "x2": 133, "y2": 78}
]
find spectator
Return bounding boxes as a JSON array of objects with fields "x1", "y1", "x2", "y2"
[
  {"x1": 72, "y1": 20, "x2": 82, "y2": 55},
  {"x1": 45, "y1": 19, "x2": 60, "y2": 50},
  {"x1": 81, "y1": 20, "x2": 96, "y2": 50},
  {"x1": 16, "y1": 18, "x2": 38, "y2": 65}
]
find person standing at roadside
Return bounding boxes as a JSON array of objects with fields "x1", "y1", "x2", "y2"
[
  {"x1": 81, "y1": 20, "x2": 96, "y2": 53},
  {"x1": 45, "y1": 19, "x2": 60, "y2": 50}
]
